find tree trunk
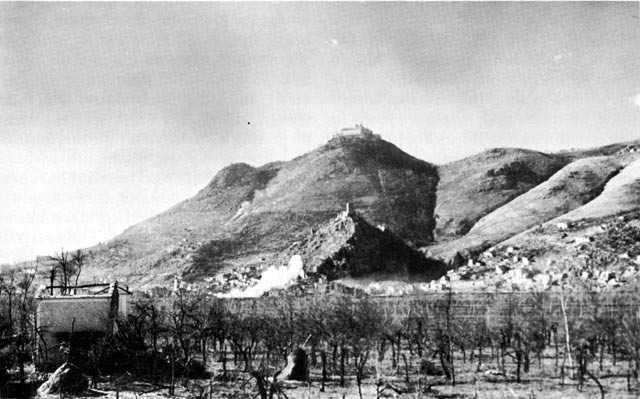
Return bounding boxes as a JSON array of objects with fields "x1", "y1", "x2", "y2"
[
  {"x1": 390, "y1": 337, "x2": 397, "y2": 369},
  {"x1": 402, "y1": 353, "x2": 410, "y2": 386},
  {"x1": 320, "y1": 351, "x2": 327, "y2": 392},
  {"x1": 170, "y1": 346, "x2": 175, "y2": 396},
  {"x1": 560, "y1": 289, "x2": 574, "y2": 373},
  {"x1": 439, "y1": 349, "x2": 452, "y2": 381},
  {"x1": 555, "y1": 330, "x2": 559, "y2": 371},
  {"x1": 221, "y1": 342, "x2": 228, "y2": 380},
  {"x1": 202, "y1": 338, "x2": 208, "y2": 365},
  {"x1": 340, "y1": 346, "x2": 347, "y2": 387},
  {"x1": 599, "y1": 341, "x2": 604, "y2": 372},
  {"x1": 311, "y1": 343, "x2": 317, "y2": 367}
]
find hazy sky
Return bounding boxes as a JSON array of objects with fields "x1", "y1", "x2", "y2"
[{"x1": 1, "y1": 2, "x2": 640, "y2": 263}]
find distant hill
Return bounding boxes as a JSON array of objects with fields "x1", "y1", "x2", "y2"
[
  {"x1": 428, "y1": 155, "x2": 624, "y2": 262},
  {"x1": 433, "y1": 148, "x2": 569, "y2": 240}
]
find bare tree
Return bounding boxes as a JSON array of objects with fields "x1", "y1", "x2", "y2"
[
  {"x1": 72, "y1": 250, "x2": 87, "y2": 294},
  {"x1": 49, "y1": 250, "x2": 74, "y2": 295}
]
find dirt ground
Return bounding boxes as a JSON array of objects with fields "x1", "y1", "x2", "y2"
[
  {"x1": 72, "y1": 375, "x2": 637, "y2": 399},
  {"x1": 53, "y1": 349, "x2": 640, "y2": 399}
]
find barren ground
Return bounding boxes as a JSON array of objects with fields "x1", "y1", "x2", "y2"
[{"x1": 49, "y1": 347, "x2": 640, "y2": 399}]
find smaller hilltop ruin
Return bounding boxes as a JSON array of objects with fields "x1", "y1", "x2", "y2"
[{"x1": 283, "y1": 203, "x2": 446, "y2": 281}]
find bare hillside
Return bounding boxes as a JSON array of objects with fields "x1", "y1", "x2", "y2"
[
  {"x1": 428, "y1": 155, "x2": 624, "y2": 263},
  {"x1": 551, "y1": 157, "x2": 640, "y2": 223},
  {"x1": 434, "y1": 148, "x2": 569, "y2": 240}
]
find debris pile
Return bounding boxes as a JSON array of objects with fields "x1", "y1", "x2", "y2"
[{"x1": 37, "y1": 363, "x2": 88, "y2": 396}]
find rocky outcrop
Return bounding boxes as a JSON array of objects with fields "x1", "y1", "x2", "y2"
[{"x1": 283, "y1": 207, "x2": 446, "y2": 280}]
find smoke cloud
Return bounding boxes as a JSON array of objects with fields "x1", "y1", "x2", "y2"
[
  {"x1": 220, "y1": 255, "x2": 305, "y2": 298},
  {"x1": 633, "y1": 93, "x2": 640, "y2": 110}
]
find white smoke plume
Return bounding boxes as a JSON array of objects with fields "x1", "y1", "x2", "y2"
[
  {"x1": 632, "y1": 93, "x2": 640, "y2": 110},
  {"x1": 220, "y1": 255, "x2": 305, "y2": 298}
]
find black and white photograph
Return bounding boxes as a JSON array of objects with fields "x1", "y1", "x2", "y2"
[{"x1": 1, "y1": 2, "x2": 640, "y2": 398}]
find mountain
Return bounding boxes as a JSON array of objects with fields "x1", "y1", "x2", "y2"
[
  {"x1": 84, "y1": 132, "x2": 439, "y2": 287},
  {"x1": 76, "y1": 130, "x2": 640, "y2": 291}
]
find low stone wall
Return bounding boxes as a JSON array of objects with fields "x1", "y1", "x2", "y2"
[{"x1": 222, "y1": 290, "x2": 640, "y2": 324}]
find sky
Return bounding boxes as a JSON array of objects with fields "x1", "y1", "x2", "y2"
[{"x1": 1, "y1": 2, "x2": 640, "y2": 263}]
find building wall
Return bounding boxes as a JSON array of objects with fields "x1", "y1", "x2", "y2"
[{"x1": 36, "y1": 294, "x2": 129, "y2": 368}]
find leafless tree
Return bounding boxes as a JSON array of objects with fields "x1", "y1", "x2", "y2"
[{"x1": 71, "y1": 250, "x2": 87, "y2": 294}]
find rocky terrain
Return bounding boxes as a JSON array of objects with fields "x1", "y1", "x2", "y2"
[
  {"x1": 45, "y1": 128, "x2": 640, "y2": 293},
  {"x1": 432, "y1": 209, "x2": 640, "y2": 292}
]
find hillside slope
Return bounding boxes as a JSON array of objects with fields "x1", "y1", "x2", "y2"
[
  {"x1": 491, "y1": 154, "x2": 640, "y2": 258},
  {"x1": 459, "y1": 153, "x2": 640, "y2": 291},
  {"x1": 551, "y1": 157, "x2": 640, "y2": 223},
  {"x1": 434, "y1": 148, "x2": 569, "y2": 240},
  {"x1": 427, "y1": 156, "x2": 624, "y2": 263}
]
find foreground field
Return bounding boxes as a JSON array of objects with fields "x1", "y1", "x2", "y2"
[
  {"x1": 75, "y1": 347, "x2": 640, "y2": 399},
  {"x1": 5, "y1": 281, "x2": 640, "y2": 399}
]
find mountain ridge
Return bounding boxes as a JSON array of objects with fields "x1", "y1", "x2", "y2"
[
  {"x1": 30, "y1": 130, "x2": 640, "y2": 291},
  {"x1": 83, "y1": 132, "x2": 441, "y2": 287}
]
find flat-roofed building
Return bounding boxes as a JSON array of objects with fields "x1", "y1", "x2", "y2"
[{"x1": 35, "y1": 282, "x2": 130, "y2": 369}]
